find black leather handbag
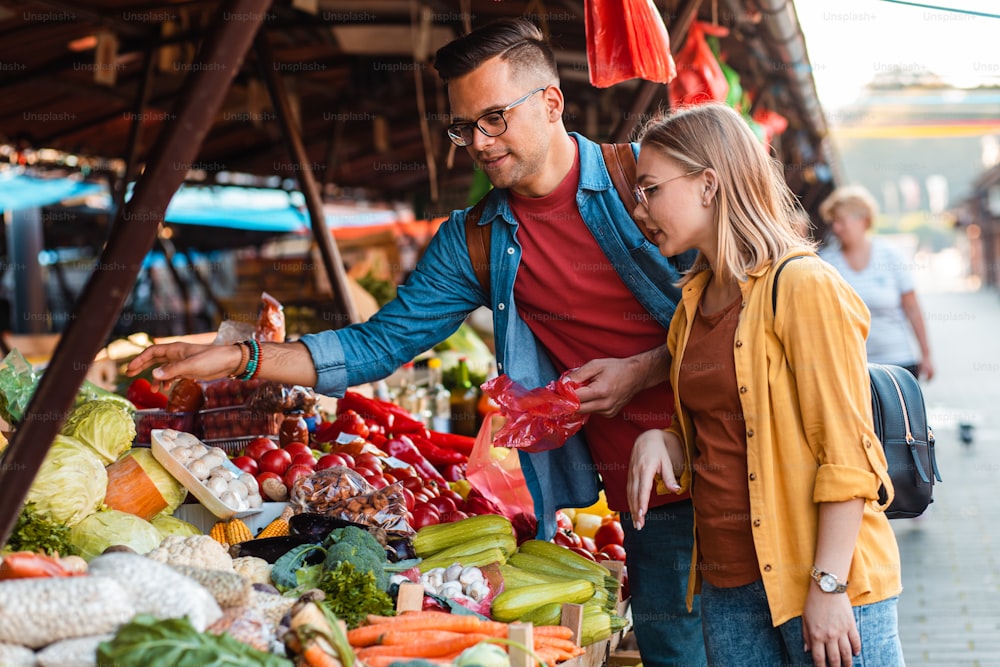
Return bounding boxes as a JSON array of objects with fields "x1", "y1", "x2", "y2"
[{"x1": 773, "y1": 256, "x2": 942, "y2": 519}]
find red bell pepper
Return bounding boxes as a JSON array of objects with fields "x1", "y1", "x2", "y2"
[
  {"x1": 409, "y1": 434, "x2": 466, "y2": 467},
  {"x1": 384, "y1": 435, "x2": 447, "y2": 485},
  {"x1": 426, "y1": 430, "x2": 476, "y2": 455},
  {"x1": 126, "y1": 378, "x2": 168, "y2": 410}
]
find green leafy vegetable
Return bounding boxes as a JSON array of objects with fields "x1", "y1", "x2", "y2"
[
  {"x1": 25, "y1": 434, "x2": 107, "y2": 527},
  {"x1": 318, "y1": 560, "x2": 394, "y2": 629},
  {"x1": 4, "y1": 502, "x2": 78, "y2": 556},
  {"x1": 272, "y1": 543, "x2": 326, "y2": 591},
  {"x1": 61, "y1": 400, "x2": 136, "y2": 465},
  {"x1": 97, "y1": 614, "x2": 293, "y2": 667},
  {"x1": 68, "y1": 509, "x2": 163, "y2": 561}
]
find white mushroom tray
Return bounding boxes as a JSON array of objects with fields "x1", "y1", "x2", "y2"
[{"x1": 151, "y1": 428, "x2": 262, "y2": 520}]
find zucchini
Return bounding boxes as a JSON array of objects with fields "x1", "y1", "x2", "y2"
[
  {"x1": 417, "y1": 532, "x2": 516, "y2": 566},
  {"x1": 499, "y1": 563, "x2": 575, "y2": 589},
  {"x1": 507, "y1": 552, "x2": 618, "y2": 593},
  {"x1": 418, "y1": 546, "x2": 508, "y2": 572},
  {"x1": 490, "y1": 579, "x2": 595, "y2": 623},
  {"x1": 413, "y1": 514, "x2": 514, "y2": 557}
]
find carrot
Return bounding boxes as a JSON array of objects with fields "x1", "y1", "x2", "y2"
[
  {"x1": 379, "y1": 630, "x2": 467, "y2": 645},
  {"x1": 349, "y1": 612, "x2": 506, "y2": 647},
  {"x1": 301, "y1": 641, "x2": 341, "y2": 667},
  {"x1": 535, "y1": 635, "x2": 585, "y2": 655},
  {"x1": 356, "y1": 632, "x2": 495, "y2": 658},
  {"x1": 532, "y1": 646, "x2": 564, "y2": 667},
  {"x1": 361, "y1": 655, "x2": 451, "y2": 667},
  {"x1": 532, "y1": 625, "x2": 575, "y2": 640}
]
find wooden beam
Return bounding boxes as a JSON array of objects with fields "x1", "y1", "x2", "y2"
[{"x1": 0, "y1": 0, "x2": 274, "y2": 550}]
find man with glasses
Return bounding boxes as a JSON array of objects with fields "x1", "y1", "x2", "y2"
[{"x1": 128, "y1": 18, "x2": 703, "y2": 667}]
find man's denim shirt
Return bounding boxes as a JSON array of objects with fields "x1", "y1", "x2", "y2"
[{"x1": 301, "y1": 133, "x2": 690, "y2": 538}]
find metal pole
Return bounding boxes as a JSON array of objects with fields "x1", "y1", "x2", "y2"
[
  {"x1": 254, "y1": 31, "x2": 360, "y2": 327},
  {"x1": 0, "y1": 0, "x2": 274, "y2": 549}
]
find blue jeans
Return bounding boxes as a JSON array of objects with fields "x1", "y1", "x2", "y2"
[
  {"x1": 700, "y1": 579, "x2": 905, "y2": 666},
  {"x1": 621, "y1": 501, "x2": 707, "y2": 667}
]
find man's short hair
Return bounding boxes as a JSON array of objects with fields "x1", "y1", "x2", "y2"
[{"x1": 434, "y1": 18, "x2": 558, "y2": 84}]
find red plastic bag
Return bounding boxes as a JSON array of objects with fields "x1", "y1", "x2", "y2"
[
  {"x1": 464, "y1": 413, "x2": 536, "y2": 522},
  {"x1": 668, "y1": 21, "x2": 731, "y2": 107},
  {"x1": 585, "y1": 0, "x2": 676, "y2": 88},
  {"x1": 481, "y1": 373, "x2": 588, "y2": 453}
]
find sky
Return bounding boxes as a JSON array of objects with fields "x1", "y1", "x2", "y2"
[{"x1": 793, "y1": 1, "x2": 1000, "y2": 111}]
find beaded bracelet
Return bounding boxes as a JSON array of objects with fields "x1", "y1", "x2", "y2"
[
  {"x1": 238, "y1": 338, "x2": 260, "y2": 382},
  {"x1": 228, "y1": 341, "x2": 250, "y2": 380}
]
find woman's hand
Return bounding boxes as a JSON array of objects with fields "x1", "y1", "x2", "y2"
[
  {"x1": 802, "y1": 586, "x2": 861, "y2": 666},
  {"x1": 626, "y1": 429, "x2": 683, "y2": 530}
]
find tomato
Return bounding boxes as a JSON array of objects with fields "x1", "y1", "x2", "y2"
[
  {"x1": 390, "y1": 466, "x2": 416, "y2": 479},
  {"x1": 283, "y1": 464, "x2": 314, "y2": 489},
  {"x1": 426, "y1": 496, "x2": 457, "y2": 515},
  {"x1": 337, "y1": 453, "x2": 356, "y2": 469},
  {"x1": 244, "y1": 437, "x2": 278, "y2": 462},
  {"x1": 258, "y1": 448, "x2": 292, "y2": 475},
  {"x1": 598, "y1": 543, "x2": 627, "y2": 561},
  {"x1": 553, "y1": 529, "x2": 583, "y2": 549},
  {"x1": 439, "y1": 509, "x2": 468, "y2": 524},
  {"x1": 410, "y1": 503, "x2": 440, "y2": 529},
  {"x1": 329, "y1": 409, "x2": 370, "y2": 439},
  {"x1": 290, "y1": 453, "x2": 316, "y2": 469},
  {"x1": 282, "y1": 442, "x2": 313, "y2": 460},
  {"x1": 231, "y1": 456, "x2": 259, "y2": 476},
  {"x1": 353, "y1": 452, "x2": 382, "y2": 471},
  {"x1": 315, "y1": 453, "x2": 347, "y2": 470},
  {"x1": 401, "y1": 486, "x2": 416, "y2": 511},
  {"x1": 401, "y1": 476, "x2": 424, "y2": 493},
  {"x1": 580, "y1": 536, "x2": 598, "y2": 554},
  {"x1": 463, "y1": 496, "x2": 501, "y2": 516},
  {"x1": 439, "y1": 488, "x2": 465, "y2": 506},
  {"x1": 555, "y1": 510, "x2": 574, "y2": 532},
  {"x1": 441, "y1": 463, "x2": 466, "y2": 482},
  {"x1": 594, "y1": 519, "x2": 625, "y2": 551},
  {"x1": 368, "y1": 476, "x2": 388, "y2": 490}
]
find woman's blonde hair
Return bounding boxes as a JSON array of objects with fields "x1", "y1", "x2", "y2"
[
  {"x1": 818, "y1": 185, "x2": 878, "y2": 230},
  {"x1": 637, "y1": 103, "x2": 814, "y2": 285}
]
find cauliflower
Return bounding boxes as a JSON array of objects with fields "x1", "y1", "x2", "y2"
[
  {"x1": 232, "y1": 556, "x2": 273, "y2": 585},
  {"x1": 146, "y1": 535, "x2": 233, "y2": 571}
]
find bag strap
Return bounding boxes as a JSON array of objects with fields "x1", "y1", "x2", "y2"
[
  {"x1": 464, "y1": 142, "x2": 644, "y2": 299},
  {"x1": 771, "y1": 255, "x2": 806, "y2": 316}
]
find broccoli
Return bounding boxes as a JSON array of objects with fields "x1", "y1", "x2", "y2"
[{"x1": 323, "y1": 526, "x2": 388, "y2": 590}]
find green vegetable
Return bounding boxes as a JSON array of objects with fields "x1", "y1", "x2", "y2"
[
  {"x1": 25, "y1": 435, "x2": 108, "y2": 527},
  {"x1": 318, "y1": 560, "x2": 394, "y2": 629},
  {"x1": 68, "y1": 509, "x2": 163, "y2": 561},
  {"x1": 0, "y1": 349, "x2": 38, "y2": 425},
  {"x1": 272, "y1": 543, "x2": 326, "y2": 591},
  {"x1": 97, "y1": 614, "x2": 293, "y2": 667},
  {"x1": 150, "y1": 514, "x2": 202, "y2": 540},
  {"x1": 3, "y1": 502, "x2": 78, "y2": 556},
  {"x1": 76, "y1": 379, "x2": 137, "y2": 414},
  {"x1": 454, "y1": 642, "x2": 511, "y2": 667},
  {"x1": 61, "y1": 400, "x2": 136, "y2": 465},
  {"x1": 323, "y1": 526, "x2": 388, "y2": 590}
]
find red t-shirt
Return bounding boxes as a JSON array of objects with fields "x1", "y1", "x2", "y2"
[{"x1": 509, "y1": 145, "x2": 684, "y2": 512}]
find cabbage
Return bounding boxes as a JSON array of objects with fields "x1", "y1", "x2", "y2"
[
  {"x1": 150, "y1": 514, "x2": 202, "y2": 540},
  {"x1": 68, "y1": 509, "x2": 163, "y2": 561},
  {"x1": 26, "y1": 435, "x2": 107, "y2": 527},
  {"x1": 455, "y1": 642, "x2": 510, "y2": 667},
  {"x1": 119, "y1": 448, "x2": 187, "y2": 514},
  {"x1": 61, "y1": 400, "x2": 136, "y2": 465}
]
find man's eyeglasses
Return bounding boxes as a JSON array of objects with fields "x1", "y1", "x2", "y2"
[
  {"x1": 447, "y1": 87, "x2": 546, "y2": 147},
  {"x1": 633, "y1": 171, "x2": 701, "y2": 208}
]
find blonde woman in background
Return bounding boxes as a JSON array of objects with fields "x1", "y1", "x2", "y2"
[{"x1": 819, "y1": 186, "x2": 934, "y2": 380}]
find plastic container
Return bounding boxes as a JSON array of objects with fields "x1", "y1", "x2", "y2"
[
  {"x1": 150, "y1": 429, "x2": 261, "y2": 520},
  {"x1": 134, "y1": 409, "x2": 198, "y2": 444},
  {"x1": 199, "y1": 405, "x2": 282, "y2": 441}
]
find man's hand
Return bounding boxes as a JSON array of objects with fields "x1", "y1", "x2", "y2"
[
  {"x1": 126, "y1": 341, "x2": 317, "y2": 390},
  {"x1": 565, "y1": 344, "x2": 670, "y2": 417}
]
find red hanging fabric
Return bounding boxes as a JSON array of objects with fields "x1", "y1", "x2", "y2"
[{"x1": 585, "y1": 0, "x2": 676, "y2": 88}]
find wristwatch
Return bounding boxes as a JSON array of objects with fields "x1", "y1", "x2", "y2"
[{"x1": 811, "y1": 566, "x2": 848, "y2": 593}]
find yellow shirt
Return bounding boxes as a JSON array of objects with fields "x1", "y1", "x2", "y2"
[{"x1": 665, "y1": 252, "x2": 902, "y2": 626}]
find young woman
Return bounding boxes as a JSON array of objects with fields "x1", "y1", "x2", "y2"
[{"x1": 626, "y1": 103, "x2": 904, "y2": 667}]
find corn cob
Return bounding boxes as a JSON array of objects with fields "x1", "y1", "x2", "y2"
[
  {"x1": 209, "y1": 521, "x2": 229, "y2": 546},
  {"x1": 413, "y1": 513, "x2": 514, "y2": 557},
  {"x1": 224, "y1": 518, "x2": 254, "y2": 544},
  {"x1": 490, "y1": 579, "x2": 595, "y2": 623},
  {"x1": 418, "y1": 546, "x2": 508, "y2": 572},
  {"x1": 256, "y1": 516, "x2": 290, "y2": 538}
]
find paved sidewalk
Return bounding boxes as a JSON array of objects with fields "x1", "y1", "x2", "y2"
[{"x1": 892, "y1": 287, "x2": 1000, "y2": 666}]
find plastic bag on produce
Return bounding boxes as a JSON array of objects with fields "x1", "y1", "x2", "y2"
[
  {"x1": 668, "y1": 21, "x2": 731, "y2": 107},
  {"x1": 0, "y1": 349, "x2": 39, "y2": 425},
  {"x1": 465, "y1": 414, "x2": 536, "y2": 522},
  {"x1": 247, "y1": 382, "x2": 318, "y2": 414},
  {"x1": 213, "y1": 320, "x2": 255, "y2": 346},
  {"x1": 481, "y1": 372, "x2": 588, "y2": 453},
  {"x1": 289, "y1": 467, "x2": 412, "y2": 535},
  {"x1": 255, "y1": 292, "x2": 285, "y2": 342},
  {"x1": 585, "y1": 0, "x2": 676, "y2": 88}
]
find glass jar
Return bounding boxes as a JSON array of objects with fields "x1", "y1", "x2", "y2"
[{"x1": 278, "y1": 412, "x2": 309, "y2": 447}]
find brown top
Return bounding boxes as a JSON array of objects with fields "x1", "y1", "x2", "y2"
[{"x1": 679, "y1": 293, "x2": 761, "y2": 587}]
